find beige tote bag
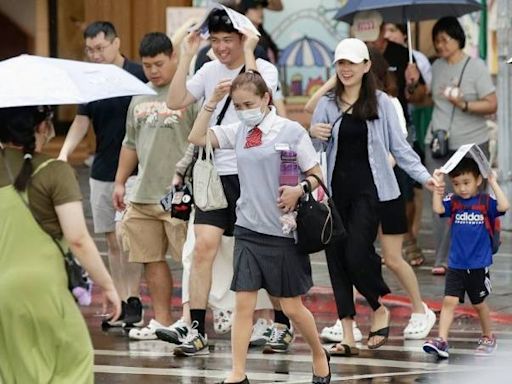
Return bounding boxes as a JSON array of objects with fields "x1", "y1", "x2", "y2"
[{"x1": 192, "y1": 132, "x2": 228, "y2": 211}]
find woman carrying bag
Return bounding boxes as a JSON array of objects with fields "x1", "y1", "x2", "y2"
[
  {"x1": 309, "y1": 38, "x2": 441, "y2": 354},
  {"x1": 188, "y1": 70, "x2": 330, "y2": 384},
  {"x1": 0, "y1": 106, "x2": 121, "y2": 383},
  {"x1": 425, "y1": 17, "x2": 497, "y2": 275}
]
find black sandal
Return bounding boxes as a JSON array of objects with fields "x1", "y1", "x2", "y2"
[
  {"x1": 367, "y1": 327, "x2": 390, "y2": 350},
  {"x1": 312, "y1": 348, "x2": 331, "y2": 384},
  {"x1": 329, "y1": 343, "x2": 360, "y2": 356}
]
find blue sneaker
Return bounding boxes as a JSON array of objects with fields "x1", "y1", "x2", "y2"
[{"x1": 423, "y1": 337, "x2": 449, "y2": 359}]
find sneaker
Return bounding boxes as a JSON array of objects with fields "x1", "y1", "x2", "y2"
[
  {"x1": 404, "y1": 303, "x2": 436, "y2": 340},
  {"x1": 102, "y1": 301, "x2": 127, "y2": 328},
  {"x1": 212, "y1": 308, "x2": 233, "y2": 335},
  {"x1": 173, "y1": 323, "x2": 209, "y2": 357},
  {"x1": 123, "y1": 297, "x2": 144, "y2": 328},
  {"x1": 128, "y1": 319, "x2": 165, "y2": 340},
  {"x1": 155, "y1": 318, "x2": 190, "y2": 345},
  {"x1": 423, "y1": 337, "x2": 449, "y2": 359},
  {"x1": 320, "y1": 319, "x2": 363, "y2": 343},
  {"x1": 475, "y1": 335, "x2": 497, "y2": 356},
  {"x1": 263, "y1": 323, "x2": 294, "y2": 353},
  {"x1": 249, "y1": 318, "x2": 273, "y2": 347}
]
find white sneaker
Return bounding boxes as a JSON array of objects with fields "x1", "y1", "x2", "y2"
[
  {"x1": 155, "y1": 318, "x2": 190, "y2": 345},
  {"x1": 128, "y1": 319, "x2": 165, "y2": 340},
  {"x1": 404, "y1": 303, "x2": 437, "y2": 340},
  {"x1": 212, "y1": 308, "x2": 233, "y2": 334},
  {"x1": 249, "y1": 318, "x2": 273, "y2": 347},
  {"x1": 320, "y1": 319, "x2": 363, "y2": 343}
]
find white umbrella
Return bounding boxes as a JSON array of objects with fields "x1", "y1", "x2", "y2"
[{"x1": 0, "y1": 55, "x2": 156, "y2": 108}]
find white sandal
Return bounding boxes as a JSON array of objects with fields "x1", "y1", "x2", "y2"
[
  {"x1": 212, "y1": 308, "x2": 233, "y2": 335},
  {"x1": 320, "y1": 319, "x2": 363, "y2": 343},
  {"x1": 404, "y1": 303, "x2": 436, "y2": 340},
  {"x1": 128, "y1": 319, "x2": 164, "y2": 340}
]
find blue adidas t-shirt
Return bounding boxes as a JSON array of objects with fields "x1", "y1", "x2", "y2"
[{"x1": 441, "y1": 193, "x2": 503, "y2": 269}]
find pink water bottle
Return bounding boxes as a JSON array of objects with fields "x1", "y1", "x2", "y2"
[{"x1": 279, "y1": 150, "x2": 299, "y2": 186}]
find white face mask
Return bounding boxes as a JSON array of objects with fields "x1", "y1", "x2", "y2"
[{"x1": 236, "y1": 106, "x2": 265, "y2": 127}]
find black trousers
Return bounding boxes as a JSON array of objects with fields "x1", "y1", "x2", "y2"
[{"x1": 325, "y1": 194, "x2": 391, "y2": 319}]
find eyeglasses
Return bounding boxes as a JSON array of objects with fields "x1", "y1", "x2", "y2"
[{"x1": 84, "y1": 41, "x2": 113, "y2": 56}]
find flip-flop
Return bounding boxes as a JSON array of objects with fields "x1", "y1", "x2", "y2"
[
  {"x1": 329, "y1": 343, "x2": 360, "y2": 356},
  {"x1": 367, "y1": 327, "x2": 390, "y2": 349},
  {"x1": 368, "y1": 309, "x2": 390, "y2": 350}
]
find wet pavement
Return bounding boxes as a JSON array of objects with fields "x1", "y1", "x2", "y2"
[{"x1": 46, "y1": 139, "x2": 512, "y2": 383}]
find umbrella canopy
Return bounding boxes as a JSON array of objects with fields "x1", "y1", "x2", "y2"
[
  {"x1": 334, "y1": 0, "x2": 482, "y2": 24},
  {"x1": 0, "y1": 55, "x2": 156, "y2": 108},
  {"x1": 278, "y1": 36, "x2": 334, "y2": 68}
]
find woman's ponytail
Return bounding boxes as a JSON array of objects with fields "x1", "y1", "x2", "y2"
[{"x1": 0, "y1": 106, "x2": 50, "y2": 191}]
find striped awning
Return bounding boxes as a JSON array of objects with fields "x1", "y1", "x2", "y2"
[{"x1": 278, "y1": 36, "x2": 334, "y2": 68}]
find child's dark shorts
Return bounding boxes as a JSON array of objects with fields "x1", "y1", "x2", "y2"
[{"x1": 445, "y1": 267, "x2": 491, "y2": 305}]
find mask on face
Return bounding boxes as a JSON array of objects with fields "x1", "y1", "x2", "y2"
[{"x1": 236, "y1": 106, "x2": 265, "y2": 127}]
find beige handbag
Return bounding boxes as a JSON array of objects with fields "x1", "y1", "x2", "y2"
[{"x1": 192, "y1": 132, "x2": 228, "y2": 211}]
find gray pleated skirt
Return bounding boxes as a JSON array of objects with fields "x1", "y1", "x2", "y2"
[{"x1": 231, "y1": 226, "x2": 313, "y2": 298}]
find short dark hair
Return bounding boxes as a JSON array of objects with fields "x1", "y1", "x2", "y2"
[
  {"x1": 432, "y1": 17, "x2": 466, "y2": 49},
  {"x1": 449, "y1": 157, "x2": 481, "y2": 179},
  {"x1": 139, "y1": 32, "x2": 173, "y2": 58},
  {"x1": 239, "y1": 0, "x2": 269, "y2": 14},
  {"x1": 83, "y1": 21, "x2": 117, "y2": 40},
  {"x1": 207, "y1": 9, "x2": 238, "y2": 34}
]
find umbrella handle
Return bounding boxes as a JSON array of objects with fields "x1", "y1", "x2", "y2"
[{"x1": 407, "y1": 20, "x2": 413, "y2": 64}]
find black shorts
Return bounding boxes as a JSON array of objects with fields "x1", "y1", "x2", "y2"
[
  {"x1": 378, "y1": 196, "x2": 407, "y2": 235},
  {"x1": 193, "y1": 174, "x2": 240, "y2": 237},
  {"x1": 394, "y1": 166, "x2": 415, "y2": 202},
  {"x1": 445, "y1": 267, "x2": 492, "y2": 305}
]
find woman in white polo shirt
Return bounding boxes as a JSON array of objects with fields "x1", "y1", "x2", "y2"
[{"x1": 188, "y1": 71, "x2": 330, "y2": 384}]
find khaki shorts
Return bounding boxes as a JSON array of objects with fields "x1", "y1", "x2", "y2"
[{"x1": 121, "y1": 203, "x2": 187, "y2": 263}]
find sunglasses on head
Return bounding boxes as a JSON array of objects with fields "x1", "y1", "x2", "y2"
[{"x1": 209, "y1": 14, "x2": 232, "y2": 26}]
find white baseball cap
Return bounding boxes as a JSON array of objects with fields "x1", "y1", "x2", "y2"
[
  {"x1": 333, "y1": 38, "x2": 370, "y2": 64},
  {"x1": 352, "y1": 10, "x2": 383, "y2": 42},
  {"x1": 507, "y1": 57, "x2": 512, "y2": 64}
]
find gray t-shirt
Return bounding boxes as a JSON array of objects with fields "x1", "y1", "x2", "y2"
[{"x1": 427, "y1": 55, "x2": 495, "y2": 149}]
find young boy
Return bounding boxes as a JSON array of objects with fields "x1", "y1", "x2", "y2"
[{"x1": 423, "y1": 157, "x2": 509, "y2": 358}]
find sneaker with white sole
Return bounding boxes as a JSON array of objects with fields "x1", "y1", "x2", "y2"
[
  {"x1": 320, "y1": 319, "x2": 363, "y2": 343},
  {"x1": 173, "y1": 322, "x2": 209, "y2": 357},
  {"x1": 128, "y1": 319, "x2": 165, "y2": 340},
  {"x1": 155, "y1": 318, "x2": 190, "y2": 345},
  {"x1": 212, "y1": 308, "x2": 233, "y2": 335},
  {"x1": 423, "y1": 337, "x2": 449, "y2": 358},
  {"x1": 474, "y1": 335, "x2": 497, "y2": 356},
  {"x1": 249, "y1": 318, "x2": 273, "y2": 347},
  {"x1": 263, "y1": 323, "x2": 294, "y2": 353},
  {"x1": 404, "y1": 303, "x2": 436, "y2": 340}
]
